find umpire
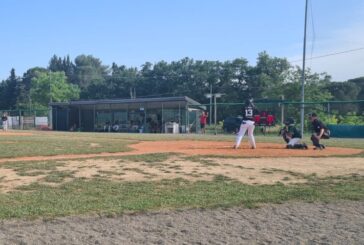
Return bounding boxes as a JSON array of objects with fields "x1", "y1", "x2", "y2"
[{"x1": 308, "y1": 113, "x2": 330, "y2": 150}]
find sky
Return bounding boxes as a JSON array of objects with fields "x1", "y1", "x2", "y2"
[{"x1": 1, "y1": 0, "x2": 363, "y2": 82}]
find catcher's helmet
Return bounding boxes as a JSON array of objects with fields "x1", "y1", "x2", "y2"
[{"x1": 284, "y1": 117, "x2": 295, "y2": 125}]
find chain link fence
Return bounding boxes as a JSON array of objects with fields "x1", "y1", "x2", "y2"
[
  {"x1": 202, "y1": 100, "x2": 364, "y2": 135},
  {"x1": 0, "y1": 109, "x2": 50, "y2": 130},
  {"x1": 1, "y1": 100, "x2": 363, "y2": 135}
]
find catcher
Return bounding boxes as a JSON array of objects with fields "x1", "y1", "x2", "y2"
[{"x1": 279, "y1": 118, "x2": 308, "y2": 149}]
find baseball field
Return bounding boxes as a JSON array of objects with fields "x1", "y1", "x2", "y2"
[{"x1": 0, "y1": 130, "x2": 363, "y2": 243}]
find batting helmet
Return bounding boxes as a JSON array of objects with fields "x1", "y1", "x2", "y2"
[{"x1": 245, "y1": 98, "x2": 254, "y2": 106}]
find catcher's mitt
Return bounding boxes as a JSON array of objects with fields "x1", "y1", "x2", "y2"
[{"x1": 279, "y1": 128, "x2": 290, "y2": 143}]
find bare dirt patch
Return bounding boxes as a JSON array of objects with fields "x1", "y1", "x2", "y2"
[
  {"x1": 0, "y1": 131, "x2": 33, "y2": 136},
  {"x1": 0, "y1": 140, "x2": 362, "y2": 192},
  {"x1": 1, "y1": 156, "x2": 363, "y2": 192}
]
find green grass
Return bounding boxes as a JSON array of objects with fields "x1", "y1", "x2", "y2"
[
  {"x1": 182, "y1": 156, "x2": 219, "y2": 166},
  {"x1": 120, "y1": 153, "x2": 174, "y2": 163},
  {"x1": 42, "y1": 170, "x2": 75, "y2": 183},
  {"x1": 0, "y1": 161, "x2": 65, "y2": 176},
  {"x1": 0, "y1": 131, "x2": 363, "y2": 158},
  {"x1": 0, "y1": 131, "x2": 135, "y2": 158},
  {"x1": 0, "y1": 130, "x2": 363, "y2": 220},
  {"x1": 0, "y1": 176, "x2": 362, "y2": 219}
]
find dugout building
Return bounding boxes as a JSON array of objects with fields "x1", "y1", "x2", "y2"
[{"x1": 50, "y1": 96, "x2": 205, "y2": 133}]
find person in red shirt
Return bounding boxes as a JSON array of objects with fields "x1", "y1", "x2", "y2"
[{"x1": 199, "y1": 111, "x2": 208, "y2": 134}]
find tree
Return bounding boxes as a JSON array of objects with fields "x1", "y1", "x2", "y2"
[
  {"x1": 30, "y1": 71, "x2": 80, "y2": 109},
  {"x1": 348, "y1": 77, "x2": 364, "y2": 114},
  {"x1": 73, "y1": 55, "x2": 109, "y2": 98},
  {"x1": 49, "y1": 55, "x2": 76, "y2": 84},
  {"x1": 280, "y1": 67, "x2": 333, "y2": 122},
  {"x1": 0, "y1": 69, "x2": 19, "y2": 109},
  {"x1": 327, "y1": 81, "x2": 361, "y2": 114},
  {"x1": 18, "y1": 67, "x2": 49, "y2": 110},
  {"x1": 246, "y1": 51, "x2": 290, "y2": 100},
  {"x1": 106, "y1": 63, "x2": 140, "y2": 99}
]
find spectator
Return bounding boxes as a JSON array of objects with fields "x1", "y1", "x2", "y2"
[
  {"x1": 199, "y1": 111, "x2": 208, "y2": 134},
  {"x1": 2, "y1": 112, "x2": 8, "y2": 131},
  {"x1": 112, "y1": 120, "x2": 120, "y2": 132},
  {"x1": 103, "y1": 121, "x2": 111, "y2": 132}
]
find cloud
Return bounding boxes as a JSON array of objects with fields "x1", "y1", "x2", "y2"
[{"x1": 306, "y1": 7, "x2": 364, "y2": 81}]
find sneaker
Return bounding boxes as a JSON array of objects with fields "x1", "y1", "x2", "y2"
[
  {"x1": 314, "y1": 145, "x2": 324, "y2": 150},
  {"x1": 303, "y1": 143, "x2": 308, "y2": 150},
  {"x1": 321, "y1": 144, "x2": 326, "y2": 149},
  {"x1": 233, "y1": 145, "x2": 238, "y2": 149}
]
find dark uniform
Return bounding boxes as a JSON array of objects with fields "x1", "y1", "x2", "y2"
[
  {"x1": 243, "y1": 103, "x2": 255, "y2": 121},
  {"x1": 310, "y1": 114, "x2": 330, "y2": 149},
  {"x1": 280, "y1": 118, "x2": 307, "y2": 149},
  {"x1": 287, "y1": 125, "x2": 301, "y2": 138}
]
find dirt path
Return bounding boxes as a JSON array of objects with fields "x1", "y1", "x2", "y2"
[
  {"x1": 0, "y1": 131, "x2": 33, "y2": 136},
  {"x1": 0, "y1": 141, "x2": 361, "y2": 164},
  {"x1": 0, "y1": 201, "x2": 363, "y2": 244}
]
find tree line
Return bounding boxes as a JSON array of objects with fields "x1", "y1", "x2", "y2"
[{"x1": 0, "y1": 52, "x2": 363, "y2": 120}]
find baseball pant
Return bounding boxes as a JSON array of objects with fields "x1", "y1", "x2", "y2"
[
  {"x1": 235, "y1": 120, "x2": 256, "y2": 148},
  {"x1": 311, "y1": 133, "x2": 329, "y2": 147},
  {"x1": 2, "y1": 121, "x2": 7, "y2": 131},
  {"x1": 287, "y1": 138, "x2": 301, "y2": 146}
]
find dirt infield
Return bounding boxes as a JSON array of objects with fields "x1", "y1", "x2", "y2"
[
  {"x1": 0, "y1": 141, "x2": 361, "y2": 164},
  {"x1": 0, "y1": 131, "x2": 33, "y2": 136},
  {"x1": 131, "y1": 141, "x2": 362, "y2": 157}
]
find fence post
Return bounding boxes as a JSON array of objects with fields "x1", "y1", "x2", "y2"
[
  {"x1": 19, "y1": 109, "x2": 23, "y2": 130},
  {"x1": 281, "y1": 95, "x2": 285, "y2": 125},
  {"x1": 34, "y1": 110, "x2": 37, "y2": 129}
]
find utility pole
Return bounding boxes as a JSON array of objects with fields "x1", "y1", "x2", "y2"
[
  {"x1": 205, "y1": 84, "x2": 213, "y2": 125},
  {"x1": 205, "y1": 92, "x2": 224, "y2": 134},
  {"x1": 49, "y1": 71, "x2": 53, "y2": 129},
  {"x1": 214, "y1": 95, "x2": 217, "y2": 135},
  {"x1": 49, "y1": 71, "x2": 52, "y2": 104},
  {"x1": 209, "y1": 84, "x2": 212, "y2": 125},
  {"x1": 300, "y1": 0, "x2": 308, "y2": 136},
  {"x1": 281, "y1": 95, "x2": 285, "y2": 125}
]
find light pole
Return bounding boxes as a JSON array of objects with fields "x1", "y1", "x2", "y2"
[
  {"x1": 49, "y1": 71, "x2": 53, "y2": 129},
  {"x1": 205, "y1": 93, "x2": 212, "y2": 125},
  {"x1": 205, "y1": 84, "x2": 213, "y2": 125},
  {"x1": 209, "y1": 84, "x2": 212, "y2": 125},
  {"x1": 213, "y1": 93, "x2": 224, "y2": 135},
  {"x1": 206, "y1": 93, "x2": 224, "y2": 135},
  {"x1": 300, "y1": 0, "x2": 308, "y2": 136}
]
